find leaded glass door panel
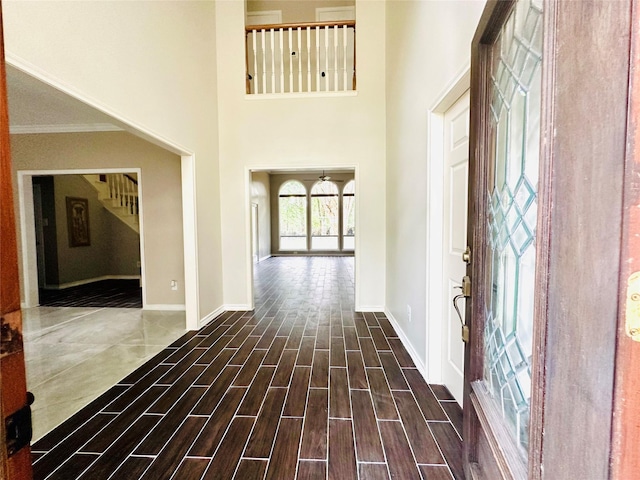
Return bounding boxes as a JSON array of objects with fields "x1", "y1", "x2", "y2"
[{"x1": 464, "y1": 0, "x2": 544, "y2": 478}]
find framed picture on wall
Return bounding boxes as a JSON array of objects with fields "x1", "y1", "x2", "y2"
[{"x1": 66, "y1": 197, "x2": 91, "y2": 247}]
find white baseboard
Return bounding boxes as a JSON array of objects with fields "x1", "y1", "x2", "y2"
[
  {"x1": 48, "y1": 275, "x2": 141, "y2": 290},
  {"x1": 143, "y1": 304, "x2": 186, "y2": 311},
  {"x1": 357, "y1": 305, "x2": 385, "y2": 312},
  {"x1": 384, "y1": 309, "x2": 427, "y2": 378},
  {"x1": 224, "y1": 304, "x2": 253, "y2": 311},
  {"x1": 199, "y1": 305, "x2": 226, "y2": 328}
]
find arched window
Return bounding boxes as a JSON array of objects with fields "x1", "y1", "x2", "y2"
[
  {"x1": 279, "y1": 180, "x2": 307, "y2": 251},
  {"x1": 343, "y1": 180, "x2": 355, "y2": 250},
  {"x1": 311, "y1": 181, "x2": 339, "y2": 250}
]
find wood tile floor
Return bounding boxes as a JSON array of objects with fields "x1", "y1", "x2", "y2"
[{"x1": 31, "y1": 257, "x2": 463, "y2": 479}]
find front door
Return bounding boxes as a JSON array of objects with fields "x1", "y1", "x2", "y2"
[
  {"x1": 0, "y1": 5, "x2": 33, "y2": 478},
  {"x1": 464, "y1": 0, "x2": 638, "y2": 478}
]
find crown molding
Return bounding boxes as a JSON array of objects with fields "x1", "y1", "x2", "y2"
[{"x1": 10, "y1": 123, "x2": 123, "y2": 135}]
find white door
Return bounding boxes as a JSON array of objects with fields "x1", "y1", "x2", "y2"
[{"x1": 441, "y1": 90, "x2": 470, "y2": 405}]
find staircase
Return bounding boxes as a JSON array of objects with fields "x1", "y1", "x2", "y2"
[{"x1": 83, "y1": 174, "x2": 140, "y2": 234}]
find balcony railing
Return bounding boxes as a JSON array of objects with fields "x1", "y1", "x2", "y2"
[{"x1": 245, "y1": 21, "x2": 356, "y2": 95}]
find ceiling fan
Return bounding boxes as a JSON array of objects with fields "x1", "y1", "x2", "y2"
[{"x1": 304, "y1": 170, "x2": 343, "y2": 182}]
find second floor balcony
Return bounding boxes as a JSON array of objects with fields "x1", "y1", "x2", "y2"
[{"x1": 245, "y1": 20, "x2": 356, "y2": 95}]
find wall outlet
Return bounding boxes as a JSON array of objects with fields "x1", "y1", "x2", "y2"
[
  {"x1": 407, "y1": 305, "x2": 412, "y2": 323},
  {"x1": 170, "y1": 280, "x2": 178, "y2": 291}
]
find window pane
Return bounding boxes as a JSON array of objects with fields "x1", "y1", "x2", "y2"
[
  {"x1": 280, "y1": 236, "x2": 307, "y2": 251},
  {"x1": 280, "y1": 180, "x2": 306, "y2": 195},
  {"x1": 279, "y1": 189, "x2": 306, "y2": 250},
  {"x1": 311, "y1": 181, "x2": 339, "y2": 250},
  {"x1": 343, "y1": 236, "x2": 354, "y2": 250},
  {"x1": 311, "y1": 236, "x2": 339, "y2": 250}
]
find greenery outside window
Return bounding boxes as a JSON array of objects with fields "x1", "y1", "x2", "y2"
[{"x1": 279, "y1": 180, "x2": 307, "y2": 251}]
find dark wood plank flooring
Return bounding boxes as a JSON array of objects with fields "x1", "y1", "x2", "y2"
[
  {"x1": 31, "y1": 257, "x2": 462, "y2": 479},
  {"x1": 39, "y1": 279, "x2": 142, "y2": 308}
]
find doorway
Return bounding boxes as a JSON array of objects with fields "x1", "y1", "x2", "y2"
[
  {"x1": 426, "y1": 68, "x2": 470, "y2": 395},
  {"x1": 18, "y1": 169, "x2": 146, "y2": 309}
]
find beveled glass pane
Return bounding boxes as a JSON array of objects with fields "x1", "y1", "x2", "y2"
[{"x1": 483, "y1": 0, "x2": 542, "y2": 456}]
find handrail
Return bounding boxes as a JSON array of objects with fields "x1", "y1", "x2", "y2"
[
  {"x1": 124, "y1": 174, "x2": 138, "y2": 186},
  {"x1": 245, "y1": 20, "x2": 355, "y2": 32}
]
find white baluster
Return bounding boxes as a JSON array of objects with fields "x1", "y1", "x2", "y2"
[
  {"x1": 307, "y1": 27, "x2": 311, "y2": 92},
  {"x1": 343, "y1": 25, "x2": 348, "y2": 91},
  {"x1": 315, "y1": 27, "x2": 320, "y2": 92},
  {"x1": 123, "y1": 175, "x2": 128, "y2": 210},
  {"x1": 270, "y1": 29, "x2": 275, "y2": 94},
  {"x1": 261, "y1": 29, "x2": 267, "y2": 94},
  {"x1": 116, "y1": 175, "x2": 122, "y2": 206},
  {"x1": 252, "y1": 30, "x2": 258, "y2": 94},
  {"x1": 297, "y1": 27, "x2": 302, "y2": 92},
  {"x1": 107, "y1": 174, "x2": 114, "y2": 199},
  {"x1": 279, "y1": 28, "x2": 284, "y2": 93},
  {"x1": 288, "y1": 27, "x2": 293, "y2": 92},
  {"x1": 334, "y1": 26, "x2": 338, "y2": 91},
  {"x1": 324, "y1": 26, "x2": 329, "y2": 91}
]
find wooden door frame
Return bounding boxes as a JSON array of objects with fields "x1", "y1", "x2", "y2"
[
  {"x1": 465, "y1": 0, "x2": 635, "y2": 478},
  {"x1": 0, "y1": 4, "x2": 33, "y2": 477},
  {"x1": 611, "y1": 0, "x2": 640, "y2": 477}
]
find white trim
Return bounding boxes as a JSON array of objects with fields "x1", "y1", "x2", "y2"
[
  {"x1": 50, "y1": 275, "x2": 141, "y2": 290},
  {"x1": 137, "y1": 170, "x2": 148, "y2": 309},
  {"x1": 144, "y1": 304, "x2": 186, "y2": 311},
  {"x1": 181, "y1": 155, "x2": 200, "y2": 330},
  {"x1": 245, "y1": 91, "x2": 357, "y2": 101},
  {"x1": 10, "y1": 123, "x2": 123, "y2": 135},
  {"x1": 198, "y1": 305, "x2": 227, "y2": 328},
  {"x1": 426, "y1": 64, "x2": 471, "y2": 383},
  {"x1": 244, "y1": 169, "x2": 255, "y2": 311},
  {"x1": 385, "y1": 309, "x2": 427, "y2": 377},
  {"x1": 224, "y1": 304, "x2": 253, "y2": 311},
  {"x1": 17, "y1": 173, "x2": 37, "y2": 307},
  {"x1": 315, "y1": 6, "x2": 356, "y2": 22},
  {"x1": 357, "y1": 305, "x2": 385, "y2": 313},
  {"x1": 246, "y1": 9, "x2": 282, "y2": 25}
]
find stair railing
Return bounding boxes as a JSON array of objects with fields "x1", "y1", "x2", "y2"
[
  {"x1": 106, "y1": 173, "x2": 139, "y2": 215},
  {"x1": 245, "y1": 20, "x2": 356, "y2": 95}
]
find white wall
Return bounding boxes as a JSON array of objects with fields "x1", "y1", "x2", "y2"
[
  {"x1": 250, "y1": 172, "x2": 272, "y2": 260},
  {"x1": 385, "y1": 1, "x2": 484, "y2": 372},
  {"x1": 216, "y1": 0, "x2": 386, "y2": 310},
  {"x1": 3, "y1": 1, "x2": 222, "y2": 323}
]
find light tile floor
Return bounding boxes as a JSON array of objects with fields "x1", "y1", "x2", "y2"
[{"x1": 23, "y1": 307, "x2": 186, "y2": 441}]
